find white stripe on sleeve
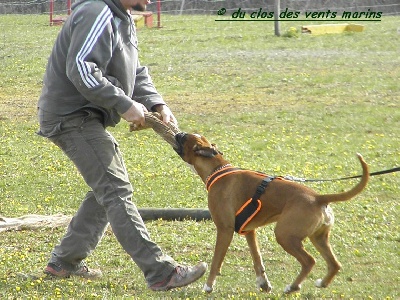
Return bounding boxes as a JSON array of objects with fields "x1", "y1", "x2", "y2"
[{"x1": 76, "y1": 6, "x2": 113, "y2": 88}]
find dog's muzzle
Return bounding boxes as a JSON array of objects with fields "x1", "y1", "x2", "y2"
[{"x1": 174, "y1": 132, "x2": 187, "y2": 156}]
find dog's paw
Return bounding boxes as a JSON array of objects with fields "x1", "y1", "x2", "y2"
[
  {"x1": 284, "y1": 284, "x2": 301, "y2": 294},
  {"x1": 256, "y1": 276, "x2": 272, "y2": 293},
  {"x1": 315, "y1": 278, "x2": 326, "y2": 288},
  {"x1": 203, "y1": 283, "x2": 213, "y2": 293}
]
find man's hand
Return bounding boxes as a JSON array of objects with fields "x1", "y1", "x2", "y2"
[
  {"x1": 121, "y1": 102, "x2": 148, "y2": 126},
  {"x1": 153, "y1": 104, "x2": 178, "y2": 126}
]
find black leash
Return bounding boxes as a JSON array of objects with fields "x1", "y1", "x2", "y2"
[{"x1": 283, "y1": 167, "x2": 400, "y2": 183}]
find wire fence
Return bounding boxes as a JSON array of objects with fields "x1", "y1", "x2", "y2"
[{"x1": 0, "y1": 0, "x2": 399, "y2": 16}]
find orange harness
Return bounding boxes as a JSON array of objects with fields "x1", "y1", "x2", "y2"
[{"x1": 205, "y1": 165, "x2": 275, "y2": 235}]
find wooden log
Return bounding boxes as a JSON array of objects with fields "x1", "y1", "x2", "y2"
[
  {"x1": 0, "y1": 209, "x2": 212, "y2": 232},
  {"x1": 138, "y1": 208, "x2": 211, "y2": 221}
]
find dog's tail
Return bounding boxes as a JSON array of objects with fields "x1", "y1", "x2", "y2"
[{"x1": 316, "y1": 153, "x2": 369, "y2": 205}]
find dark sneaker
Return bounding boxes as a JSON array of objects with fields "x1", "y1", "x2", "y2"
[
  {"x1": 44, "y1": 262, "x2": 102, "y2": 279},
  {"x1": 150, "y1": 262, "x2": 207, "y2": 291}
]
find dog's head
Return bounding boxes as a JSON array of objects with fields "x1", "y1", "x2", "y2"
[{"x1": 174, "y1": 132, "x2": 223, "y2": 165}]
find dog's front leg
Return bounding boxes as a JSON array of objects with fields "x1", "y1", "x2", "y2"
[
  {"x1": 203, "y1": 227, "x2": 234, "y2": 293},
  {"x1": 245, "y1": 230, "x2": 272, "y2": 293}
]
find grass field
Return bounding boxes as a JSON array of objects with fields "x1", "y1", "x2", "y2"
[{"x1": 0, "y1": 14, "x2": 399, "y2": 299}]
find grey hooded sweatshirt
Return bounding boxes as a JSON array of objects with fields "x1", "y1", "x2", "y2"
[{"x1": 38, "y1": 0, "x2": 165, "y2": 127}]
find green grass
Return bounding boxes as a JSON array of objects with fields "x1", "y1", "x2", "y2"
[{"x1": 0, "y1": 14, "x2": 399, "y2": 299}]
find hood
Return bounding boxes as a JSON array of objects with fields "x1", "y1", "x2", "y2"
[{"x1": 72, "y1": 0, "x2": 129, "y2": 21}]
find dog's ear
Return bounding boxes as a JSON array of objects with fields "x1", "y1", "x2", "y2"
[
  {"x1": 211, "y1": 143, "x2": 223, "y2": 156},
  {"x1": 193, "y1": 144, "x2": 221, "y2": 158}
]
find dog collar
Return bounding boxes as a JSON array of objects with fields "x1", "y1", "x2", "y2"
[{"x1": 205, "y1": 165, "x2": 243, "y2": 191}]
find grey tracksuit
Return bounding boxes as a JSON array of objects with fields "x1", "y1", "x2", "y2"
[{"x1": 37, "y1": 0, "x2": 176, "y2": 286}]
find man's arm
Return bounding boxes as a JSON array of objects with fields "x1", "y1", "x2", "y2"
[
  {"x1": 127, "y1": 62, "x2": 177, "y2": 126},
  {"x1": 65, "y1": 3, "x2": 134, "y2": 115}
]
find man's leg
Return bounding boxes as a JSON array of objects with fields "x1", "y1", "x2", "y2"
[
  {"x1": 46, "y1": 111, "x2": 176, "y2": 284},
  {"x1": 48, "y1": 191, "x2": 108, "y2": 267}
]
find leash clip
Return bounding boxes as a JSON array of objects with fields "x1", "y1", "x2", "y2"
[{"x1": 256, "y1": 176, "x2": 274, "y2": 194}]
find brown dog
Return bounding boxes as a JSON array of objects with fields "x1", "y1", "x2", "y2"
[{"x1": 173, "y1": 132, "x2": 369, "y2": 294}]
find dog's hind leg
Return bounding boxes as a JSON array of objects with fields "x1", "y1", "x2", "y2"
[
  {"x1": 245, "y1": 230, "x2": 272, "y2": 292},
  {"x1": 309, "y1": 225, "x2": 341, "y2": 288},
  {"x1": 203, "y1": 227, "x2": 234, "y2": 293},
  {"x1": 275, "y1": 226, "x2": 315, "y2": 293}
]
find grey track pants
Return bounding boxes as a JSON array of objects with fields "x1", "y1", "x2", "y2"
[{"x1": 38, "y1": 108, "x2": 176, "y2": 286}]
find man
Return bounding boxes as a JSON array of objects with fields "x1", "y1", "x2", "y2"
[{"x1": 37, "y1": 0, "x2": 207, "y2": 291}]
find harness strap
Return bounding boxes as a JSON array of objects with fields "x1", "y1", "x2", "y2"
[
  {"x1": 235, "y1": 199, "x2": 262, "y2": 235},
  {"x1": 253, "y1": 176, "x2": 274, "y2": 202},
  {"x1": 235, "y1": 176, "x2": 275, "y2": 235},
  {"x1": 206, "y1": 167, "x2": 243, "y2": 191},
  {"x1": 205, "y1": 166, "x2": 276, "y2": 235}
]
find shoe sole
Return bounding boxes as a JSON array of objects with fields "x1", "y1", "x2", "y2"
[
  {"x1": 44, "y1": 266, "x2": 70, "y2": 278},
  {"x1": 44, "y1": 266, "x2": 102, "y2": 279},
  {"x1": 151, "y1": 262, "x2": 207, "y2": 291}
]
